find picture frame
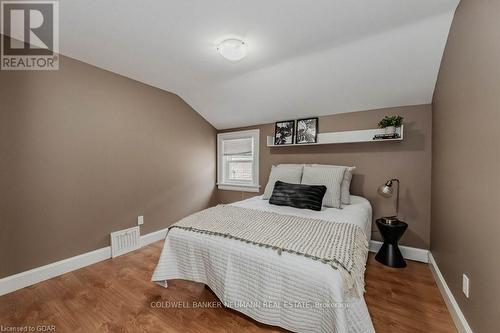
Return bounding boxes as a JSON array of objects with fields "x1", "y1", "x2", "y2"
[
  {"x1": 295, "y1": 117, "x2": 318, "y2": 144},
  {"x1": 274, "y1": 120, "x2": 295, "y2": 145}
]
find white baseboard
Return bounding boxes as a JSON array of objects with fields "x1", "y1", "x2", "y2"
[
  {"x1": 428, "y1": 253, "x2": 473, "y2": 333},
  {"x1": 140, "y1": 227, "x2": 169, "y2": 247},
  {"x1": 0, "y1": 247, "x2": 111, "y2": 297},
  {"x1": 369, "y1": 243, "x2": 472, "y2": 332},
  {"x1": 0, "y1": 227, "x2": 169, "y2": 297},
  {"x1": 0, "y1": 233, "x2": 438, "y2": 297},
  {"x1": 368, "y1": 240, "x2": 429, "y2": 263}
]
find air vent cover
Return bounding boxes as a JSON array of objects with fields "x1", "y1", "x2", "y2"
[{"x1": 110, "y1": 226, "x2": 140, "y2": 258}]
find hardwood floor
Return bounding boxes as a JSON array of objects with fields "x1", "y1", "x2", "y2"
[
  {"x1": 364, "y1": 255, "x2": 456, "y2": 333},
  {"x1": 0, "y1": 241, "x2": 456, "y2": 333}
]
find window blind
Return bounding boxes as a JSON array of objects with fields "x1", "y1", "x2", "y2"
[
  {"x1": 223, "y1": 138, "x2": 253, "y2": 156},
  {"x1": 217, "y1": 129, "x2": 260, "y2": 192}
]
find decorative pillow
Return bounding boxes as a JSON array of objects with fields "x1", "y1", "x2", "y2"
[
  {"x1": 301, "y1": 166, "x2": 345, "y2": 208},
  {"x1": 312, "y1": 164, "x2": 356, "y2": 205},
  {"x1": 263, "y1": 165, "x2": 304, "y2": 199},
  {"x1": 276, "y1": 164, "x2": 305, "y2": 168},
  {"x1": 269, "y1": 181, "x2": 327, "y2": 211}
]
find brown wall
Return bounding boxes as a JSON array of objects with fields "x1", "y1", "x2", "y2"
[
  {"x1": 431, "y1": 0, "x2": 500, "y2": 332},
  {"x1": 217, "y1": 105, "x2": 432, "y2": 249},
  {"x1": 0, "y1": 55, "x2": 217, "y2": 278}
]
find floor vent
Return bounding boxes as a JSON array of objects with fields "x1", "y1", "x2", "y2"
[{"x1": 110, "y1": 226, "x2": 140, "y2": 258}]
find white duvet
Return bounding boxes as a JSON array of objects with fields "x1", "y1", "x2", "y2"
[{"x1": 152, "y1": 196, "x2": 375, "y2": 333}]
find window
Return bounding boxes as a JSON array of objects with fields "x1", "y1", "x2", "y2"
[{"x1": 217, "y1": 129, "x2": 260, "y2": 192}]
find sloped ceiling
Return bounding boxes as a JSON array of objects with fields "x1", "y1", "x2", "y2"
[{"x1": 60, "y1": 0, "x2": 459, "y2": 129}]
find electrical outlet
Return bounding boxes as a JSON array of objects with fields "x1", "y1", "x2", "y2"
[
  {"x1": 137, "y1": 215, "x2": 144, "y2": 226},
  {"x1": 462, "y1": 274, "x2": 470, "y2": 298}
]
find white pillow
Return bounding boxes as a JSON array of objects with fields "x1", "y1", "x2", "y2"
[
  {"x1": 276, "y1": 164, "x2": 305, "y2": 168},
  {"x1": 312, "y1": 164, "x2": 355, "y2": 205},
  {"x1": 263, "y1": 165, "x2": 304, "y2": 199},
  {"x1": 301, "y1": 166, "x2": 345, "y2": 208}
]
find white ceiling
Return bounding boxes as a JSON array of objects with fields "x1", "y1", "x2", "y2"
[{"x1": 60, "y1": 0, "x2": 459, "y2": 129}]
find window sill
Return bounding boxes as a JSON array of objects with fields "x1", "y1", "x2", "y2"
[{"x1": 217, "y1": 183, "x2": 261, "y2": 193}]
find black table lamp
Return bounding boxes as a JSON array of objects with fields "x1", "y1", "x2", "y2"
[
  {"x1": 378, "y1": 178, "x2": 400, "y2": 224},
  {"x1": 376, "y1": 178, "x2": 408, "y2": 267}
]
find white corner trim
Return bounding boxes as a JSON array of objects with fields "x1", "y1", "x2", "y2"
[
  {"x1": 369, "y1": 240, "x2": 429, "y2": 263},
  {"x1": 0, "y1": 227, "x2": 170, "y2": 297},
  {"x1": 428, "y1": 253, "x2": 474, "y2": 333}
]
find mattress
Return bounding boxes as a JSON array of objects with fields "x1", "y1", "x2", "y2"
[{"x1": 152, "y1": 195, "x2": 375, "y2": 333}]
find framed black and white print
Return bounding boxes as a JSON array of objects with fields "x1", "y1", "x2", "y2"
[
  {"x1": 295, "y1": 117, "x2": 318, "y2": 144},
  {"x1": 274, "y1": 120, "x2": 295, "y2": 145}
]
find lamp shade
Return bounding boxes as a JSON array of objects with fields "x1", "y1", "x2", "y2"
[
  {"x1": 378, "y1": 181, "x2": 394, "y2": 198},
  {"x1": 377, "y1": 178, "x2": 400, "y2": 218}
]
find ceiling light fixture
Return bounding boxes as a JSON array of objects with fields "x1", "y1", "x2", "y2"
[{"x1": 216, "y1": 38, "x2": 248, "y2": 62}]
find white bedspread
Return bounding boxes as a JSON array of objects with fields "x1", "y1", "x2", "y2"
[{"x1": 152, "y1": 196, "x2": 375, "y2": 333}]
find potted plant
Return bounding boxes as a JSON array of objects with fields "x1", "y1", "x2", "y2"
[{"x1": 378, "y1": 115, "x2": 403, "y2": 135}]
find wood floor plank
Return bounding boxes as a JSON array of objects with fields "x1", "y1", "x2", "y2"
[{"x1": 0, "y1": 241, "x2": 456, "y2": 332}]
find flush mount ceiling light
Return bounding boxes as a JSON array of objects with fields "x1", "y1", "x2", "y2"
[{"x1": 216, "y1": 38, "x2": 248, "y2": 62}]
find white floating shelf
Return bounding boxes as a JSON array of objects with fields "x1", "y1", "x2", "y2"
[{"x1": 267, "y1": 126, "x2": 403, "y2": 147}]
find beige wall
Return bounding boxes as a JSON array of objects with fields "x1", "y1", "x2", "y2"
[
  {"x1": 431, "y1": 0, "x2": 500, "y2": 332},
  {"x1": 217, "y1": 105, "x2": 432, "y2": 249},
  {"x1": 0, "y1": 55, "x2": 217, "y2": 278}
]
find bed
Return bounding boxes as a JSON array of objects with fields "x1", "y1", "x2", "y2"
[{"x1": 152, "y1": 195, "x2": 375, "y2": 333}]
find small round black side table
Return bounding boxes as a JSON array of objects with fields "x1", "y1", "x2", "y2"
[{"x1": 375, "y1": 218, "x2": 408, "y2": 268}]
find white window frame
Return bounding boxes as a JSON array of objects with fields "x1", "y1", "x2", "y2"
[{"x1": 217, "y1": 129, "x2": 260, "y2": 192}]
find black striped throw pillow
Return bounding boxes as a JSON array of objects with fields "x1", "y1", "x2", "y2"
[{"x1": 269, "y1": 181, "x2": 327, "y2": 211}]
